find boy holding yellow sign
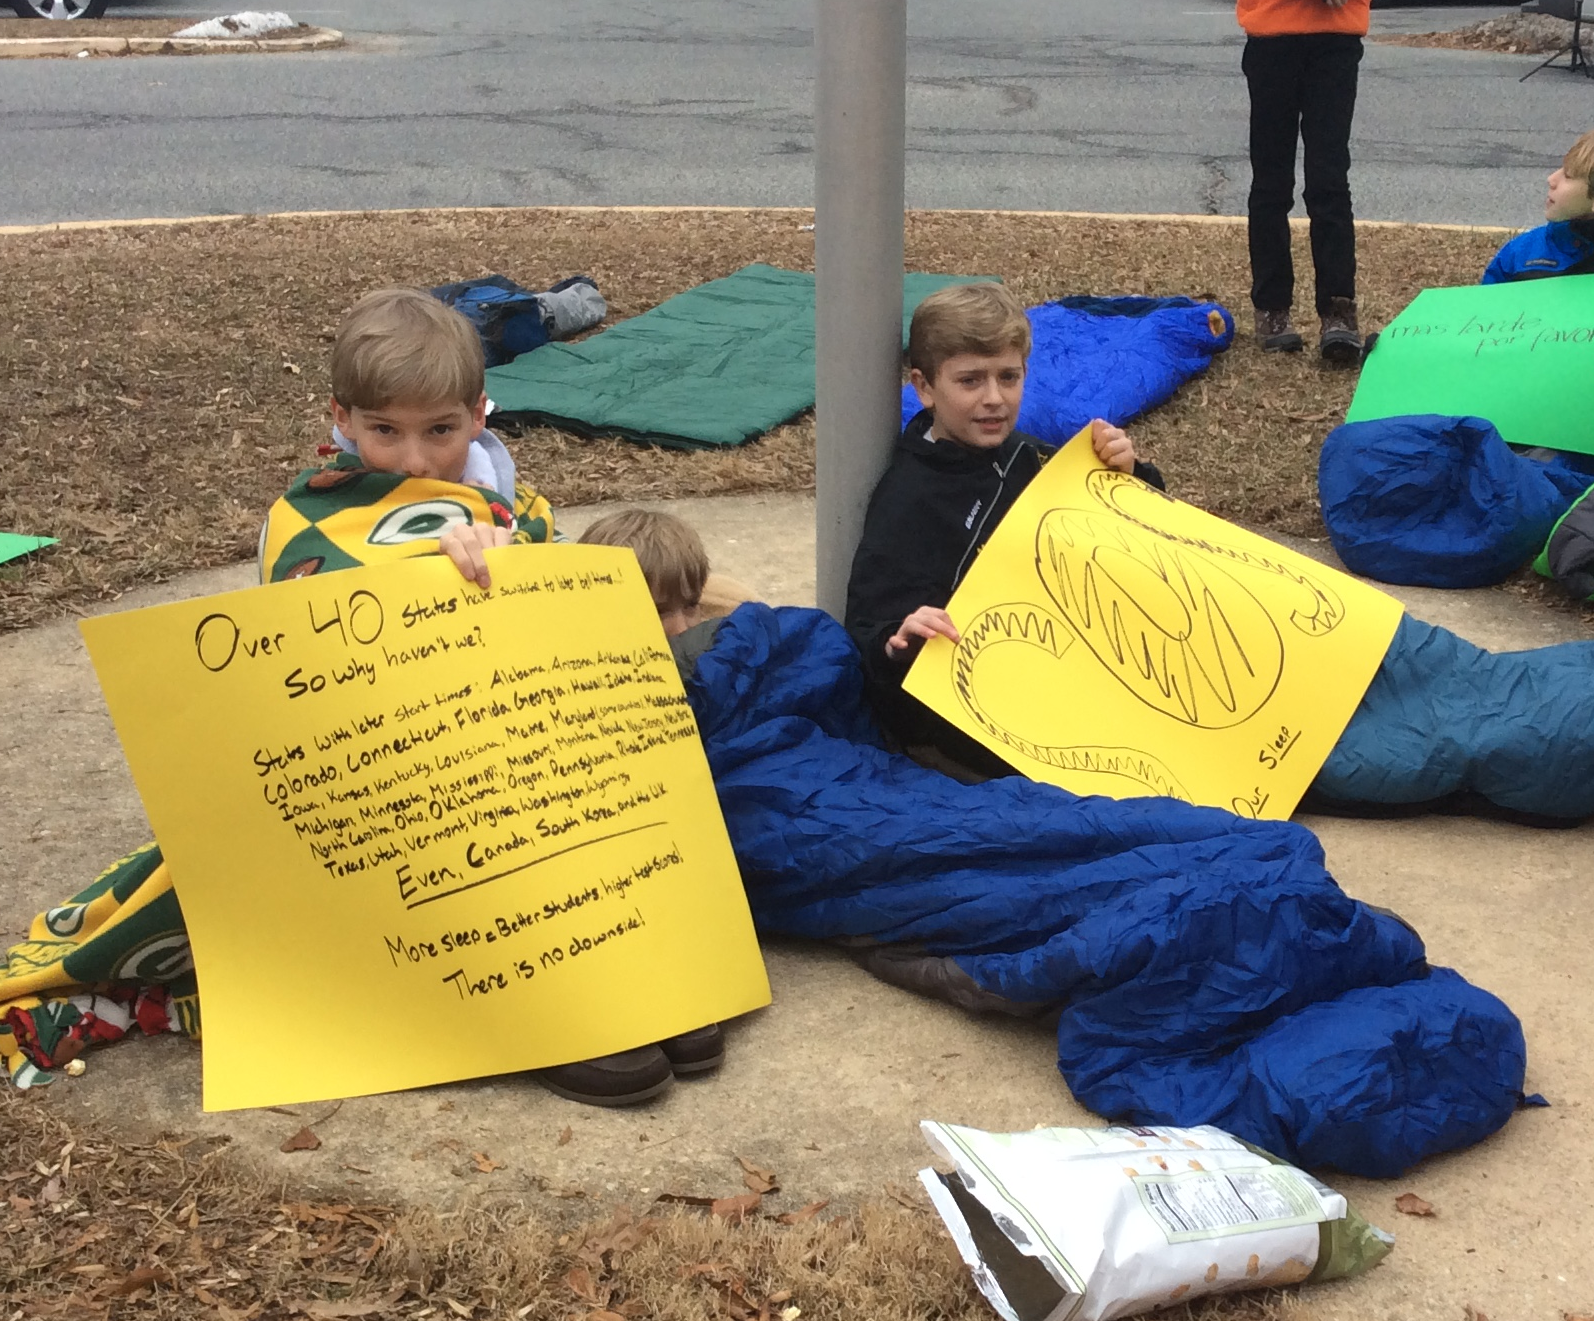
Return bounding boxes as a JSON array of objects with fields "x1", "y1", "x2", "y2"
[
  {"x1": 845, "y1": 283, "x2": 1163, "y2": 773},
  {"x1": 258, "y1": 288, "x2": 727, "y2": 1107}
]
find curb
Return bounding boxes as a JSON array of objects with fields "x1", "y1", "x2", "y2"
[
  {"x1": 0, "y1": 25, "x2": 342, "y2": 59},
  {"x1": 0, "y1": 204, "x2": 1518, "y2": 240}
]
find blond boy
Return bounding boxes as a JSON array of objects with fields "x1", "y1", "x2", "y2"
[
  {"x1": 260, "y1": 287, "x2": 553, "y2": 589},
  {"x1": 1482, "y1": 130, "x2": 1594, "y2": 285},
  {"x1": 844, "y1": 283, "x2": 1162, "y2": 772}
]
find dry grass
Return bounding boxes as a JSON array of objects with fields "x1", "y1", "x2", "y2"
[
  {"x1": 1, "y1": 1087, "x2": 1323, "y2": 1321},
  {"x1": 0, "y1": 207, "x2": 1505, "y2": 632}
]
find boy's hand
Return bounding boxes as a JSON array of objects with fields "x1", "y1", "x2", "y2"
[
  {"x1": 1091, "y1": 418, "x2": 1137, "y2": 473},
  {"x1": 886, "y1": 606, "x2": 961, "y2": 658},
  {"x1": 439, "y1": 522, "x2": 514, "y2": 589}
]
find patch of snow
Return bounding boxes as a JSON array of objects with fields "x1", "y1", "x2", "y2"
[{"x1": 172, "y1": 12, "x2": 298, "y2": 40}]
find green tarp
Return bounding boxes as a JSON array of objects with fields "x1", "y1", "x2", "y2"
[
  {"x1": 484, "y1": 263, "x2": 995, "y2": 450},
  {"x1": 1347, "y1": 276, "x2": 1594, "y2": 457}
]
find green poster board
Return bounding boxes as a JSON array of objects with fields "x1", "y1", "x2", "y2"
[
  {"x1": 0, "y1": 533, "x2": 56, "y2": 567},
  {"x1": 1346, "y1": 275, "x2": 1594, "y2": 456}
]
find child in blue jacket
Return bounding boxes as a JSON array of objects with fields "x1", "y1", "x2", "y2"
[{"x1": 1482, "y1": 130, "x2": 1594, "y2": 284}]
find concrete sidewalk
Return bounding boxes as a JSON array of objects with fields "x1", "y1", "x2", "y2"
[{"x1": 3, "y1": 491, "x2": 1591, "y2": 1321}]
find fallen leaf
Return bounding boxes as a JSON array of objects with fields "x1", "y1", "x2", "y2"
[
  {"x1": 711, "y1": 1192, "x2": 763, "y2": 1222},
  {"x1": 38, "y1": 1177, "x2": 62, "y2": 1204},
  {"x1": 737, "y1": 1156, "x2": 779, "y2": 1194},
  {"x1": 436, "y1": 1100, "x2": 455, "y2": 1112},
  {"x1": 443, "y1": 1301, "x2": 473, "y2": 1318},
  {"x1": 1395, "y1": 1192, "x2": 1435, "y2": 1217},
  {"x1": 655, "y1": 1192, "x2": 715, "y2": 1208},
  {"x1": 565, "y1": 1265, "x2": 600, "y2": 1303},
  {"x1": 1463, "y1": 1308, "x2": 1490, "y2": 1321},
  {"x1": 558, "y1": 1126, "x2": 573, "y2": 1147},
  {"x1": 884, "y1": 1184, "x2": 926, "y2": 1213},
  {"x1": 112, "y1": 1265, "x2": 174, "y2": 1295},
  {"x1": 470, "y1": 1152, "x2": 504, "y2": 1174},
  {"x1": 280, "y1": 1127, "x2": 322, "y2": 1154},
  {"x1": 776, "y1": 1200, "x2": 829, "y2": 1225}
]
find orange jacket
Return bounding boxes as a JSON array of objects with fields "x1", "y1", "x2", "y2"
[{"x1": 1236, "y1": 0, "x2": 1369, "y2": 37}]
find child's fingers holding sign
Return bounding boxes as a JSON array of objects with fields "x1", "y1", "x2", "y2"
[
  {"x1": 1090, "y1": 418, "x2": 1139, "y2": 473},
  {"x1": 887, "y1": 606, "x2": 961, "y2": 658},
  {"x1": 440, "y1": 522, "x2": 514, "y2": 589}
]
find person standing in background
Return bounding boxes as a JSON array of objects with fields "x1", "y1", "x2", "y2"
[{"x1": 1239, "y1": 0, "x2": 1370, "y2": 363}]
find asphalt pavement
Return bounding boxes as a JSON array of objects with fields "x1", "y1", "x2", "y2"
[{"x1": 0, "y1": 0, "x2": 1581, "y2": 228}]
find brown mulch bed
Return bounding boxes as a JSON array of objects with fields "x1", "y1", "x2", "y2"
[
  {"x1": 1374, "y1": 13, "x2": 1576, "y2": 55},
  {"x1": 0, "y1": 207, "x2": 1507, "y2": 633},
  {"x1": 1, "y1": 18, "x2": 301, "y2": 38},
  {"x1": 0, "y1": 1086, "x2": 1319, "y2": 1320}
]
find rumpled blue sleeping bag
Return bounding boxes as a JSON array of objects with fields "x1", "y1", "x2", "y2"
[
  {"x1": 1317, "y1": 613, "x2": 1594, "y2": 819},
  {"x1": 1319, "y1": 416, "x2": 1593, "y2": 588},
  {"x1": 686, "y1": 604, "x2": 1526, "y2": 1177},
  {"x1": 899, "y1": 296, "x2": 1235, "y2": 446}
]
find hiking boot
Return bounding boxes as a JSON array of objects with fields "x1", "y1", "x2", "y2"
[
  {"x1": 1254, "y1": 308, "x2": 1303, "y2": 353},
  {"x1": 659, "y1": 1023, "x2": 725, "y2": 1076},
  {"x1": 533, "y1": 1045, "x2": 674, "y2": 1107},
  {"x1": 1319, "y1": 297, "x2": 1363, "y2": 364}
]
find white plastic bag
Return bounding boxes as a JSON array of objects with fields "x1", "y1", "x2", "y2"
[{"x1": 919, "y1": 1120, "x2": 1391, "y2": 1321}]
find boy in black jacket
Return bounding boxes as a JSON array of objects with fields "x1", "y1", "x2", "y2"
[{"x1": 845, "y1": 283, "x2": 1163, "y2": 775}]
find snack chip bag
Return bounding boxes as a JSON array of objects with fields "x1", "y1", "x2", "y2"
[{"x1": 920, "y1": 1121, "x2": 1392, "y2": 1321}]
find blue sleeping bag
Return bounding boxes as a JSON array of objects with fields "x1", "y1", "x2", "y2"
[
  {"x1": 685, "y1": 604, "x2": 1526, "y2": 1177},
  {"x1": 1317, "y1": 613, "x2": 1594, "y2": 820},
  {"x1": 900, "y1": 296, "x2": 1235, "y2": 446},
  {"x1": 1319, "y1": 416, "x2": 1593, "y2": 588}
]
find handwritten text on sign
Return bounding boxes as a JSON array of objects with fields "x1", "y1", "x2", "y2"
[
  {"x1": 1346, "y1": 274, "x2": 1594, "y2": 456},
  {"x1": 82, "y1": 547, "x2": 770, "y2": 1111}
]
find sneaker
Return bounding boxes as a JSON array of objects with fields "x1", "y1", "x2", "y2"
[
  {"x1": 1255, "y1": 307, "x2": 1303, "y2": 353},
  {"x1": 1319, "y1": 297, "x2": 1363, "y2": 364},
  {"x1": 533, "y1": 1045, "x2": 674, "y2": 1107},
  {"x1": 658, "y1": 1023, "x2": 725, "y2": 1076}
]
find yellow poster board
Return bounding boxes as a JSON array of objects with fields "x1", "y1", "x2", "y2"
[
  {"x1": 80, "y1": 546, "x2": 770, "y2": 1111},
  {"x1": 904, "y1": 428, "x2": 1404, "y2": 819}
]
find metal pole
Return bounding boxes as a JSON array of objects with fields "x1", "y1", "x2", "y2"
[{"x1": 814, "y1": 0, "x2": 907, "y2": 620}]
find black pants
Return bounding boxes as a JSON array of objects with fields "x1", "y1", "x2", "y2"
[{"x1": 1243, "y1": 33, "x2": 1362, "y2": 315}]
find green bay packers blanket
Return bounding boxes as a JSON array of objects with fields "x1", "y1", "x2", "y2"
[
  {"x1": 0, "y1": 845, "x2": 197, "y2": 1087},
  {"x1": 260, "y1": 451, "x2": 554, "y2": 582}
]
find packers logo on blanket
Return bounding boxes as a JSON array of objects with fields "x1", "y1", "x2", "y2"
[{"x1": 260, "y1": 455, "x2": 554, "y2": 583}]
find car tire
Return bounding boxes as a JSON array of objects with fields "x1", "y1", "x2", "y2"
[{"x1": 9, "y1": 0, "x2": 110, "y2": 16}]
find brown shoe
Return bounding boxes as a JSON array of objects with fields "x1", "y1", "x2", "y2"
[
  {"x1": 659, "y1": 1023, "x2": 725, "y2": 1076},
  {"x1": 1319, "y1": 297, "x2": 1363, "y2": 364},
  {"x1": 533, "y1": 1045, "x2": 674, "y2": 1106},
  {"x1": 1255, "y1": 307, "x2": 1303, "y2": 353}
]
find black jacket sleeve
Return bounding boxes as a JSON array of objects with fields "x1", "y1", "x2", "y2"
[{"x1": 844, "y1": 466, "x2": 952, "y2": 688}]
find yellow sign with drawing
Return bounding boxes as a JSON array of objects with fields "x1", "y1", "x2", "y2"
[
  {"x1": 81, "y1": 547, "x2": 770, "y2": 1111},
  {"x1": 904, "y1": 427, "x2": 1404, "y2": 819}
]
